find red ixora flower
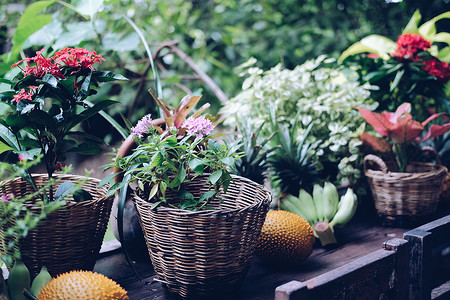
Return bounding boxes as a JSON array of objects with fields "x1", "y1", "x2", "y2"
[
  {"x1": 12, "y1": 88, "x2": 34, "y2": 103},
  {"x1": 53, "y1": 47, "x2": 105, "y2": 70},
  {"x1": 391, "y1": 33, "x2": 431, "y2": 61},
  {"x1": 11, "y1": 49, "x2": 65, "y2": 79},
  {"x1": 422, "y1": 58, "x2": 450, "y2": 83}
]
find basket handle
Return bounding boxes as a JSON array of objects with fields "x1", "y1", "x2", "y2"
[
  {"x1": 363, "y1": 154, "x2": 389, "y2": 173},
  {"x1": 410, "y1": 146, "x2": 442, "y2": 166}
]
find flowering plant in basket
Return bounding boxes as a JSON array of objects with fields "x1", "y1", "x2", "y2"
[
  {"x1": 0, "y1": 48, "x2": 126, "y2": 201},
  {"x1": 357, "y1": 102, "x2": 450, "y2": 172},
  {"x1": 110, "y1": 90, "x2": 240, "y2": 211},
  {"x1": 339, "y1": 10, "x2": 450, "y2": 120}
]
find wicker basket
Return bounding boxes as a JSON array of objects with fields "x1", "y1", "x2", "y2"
[
  {"x1": 0, "y1": 174, "x2": 114, "y2": 277},
  {"x1": 133, "y1": 174, "x2": 272, "y2": 299},
  {"x1": 364, "y1": 153, "x2": 447, "y2": 227}
]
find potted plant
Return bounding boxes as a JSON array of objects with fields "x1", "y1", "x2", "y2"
[
  {"x1": 357, "y1": 102, "x2": 450, "y2": 226},
  {"x1": 109, "y1": 90, "x2": 272, "y2": 298},
  {"x1": 0, "y1": 47, "x2": 126, "y2": 277}
]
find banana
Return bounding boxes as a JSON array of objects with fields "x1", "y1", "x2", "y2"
[
  {"x1": 312, "y1": 184, "x2": 324, "y2": 221},
  {"x1": 280, "y1": 192, "x2": 317, "y2": 225},
  {"x1": 322, "y1": 182, "x2": 339, "y2": 222},
  {"x1": 280, "y1": 195, "x2": 308, "y2": 220},
  {"x1": 329, "y1": 188, "x2": 357, "y2": 228},
  {"x1": 298, "y1": 189, "x2": 318, "y2": 224}
]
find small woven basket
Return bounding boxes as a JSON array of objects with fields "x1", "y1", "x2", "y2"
[
  {"x1": 364, "y1": 150, "x2": 447, "y2": 227},
  {"x1": 133, "y1": 174, "x2": 272, "y2": 299},
  {"x1": 0, "y1": 174, "x2": 114, "y2": 277}
]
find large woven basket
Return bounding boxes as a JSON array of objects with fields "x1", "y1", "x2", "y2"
[
  {"x1": 364, "y1": 153, "x2": 447, "y2": 227},
  {"x1": 133, "y1": 174, "x2": 272, "y2": 299},
  {"x1": 0, "y1": 174, "x2": 114, "y2": 277}
]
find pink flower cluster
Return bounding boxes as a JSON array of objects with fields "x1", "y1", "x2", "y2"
[
  {"x1": 11, "y1": 49, "x2": 65, "y2": 79},
  {"x1": 10, "y1": 48, "x2": 105, "y2": 103},
  {"x1": 53, "y1": 47, "x2": 104, "y2": 70},
  {"x1": 131, "y1": 114, "x2": 154, "y2": 138},
  {"x1": 1, "y1": 193, "x2": 13, "y2": 203},
  {"x1": 182, "y1": 116, "x2": 214, "y2": 139}
]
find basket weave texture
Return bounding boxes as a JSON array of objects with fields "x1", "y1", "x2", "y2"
[
  {"x1": 364, "y1": 154, "x2": 447, "y2": 226},
  {"x1": 0, "y1": 174, "x2": 113, "y2": 277},
  {"x1": 133, "y1": 174, "x2": 272, "y2": 299}
]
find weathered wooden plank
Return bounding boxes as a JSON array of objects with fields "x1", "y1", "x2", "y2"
[
  {"x1": 404, "y1": 214, "x2": 450, "y2": 300},
  {"x1": 273, "y1": 238, "x2": 409, "y2": 300},
  {"x1": 274, "y1": 281, "x2": 307, "y2": 300},
  {"x1": 403, "y1": 229, "x2": 432, "y2": 300},
  {"x1": 432, "y1": 280, "x2": 450, "y2": 300}
]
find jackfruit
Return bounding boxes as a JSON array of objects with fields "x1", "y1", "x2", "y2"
[
  {"x1": 36, "y1": 270, "x2": 128, "y2": 300},
  {"x1": 255, "y1": 210, "x2": 315, "y2": 266}
]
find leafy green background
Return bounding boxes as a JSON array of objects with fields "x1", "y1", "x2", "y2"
[{"x1": 0, "y1": 0, "x2": 449, "y2": 145}]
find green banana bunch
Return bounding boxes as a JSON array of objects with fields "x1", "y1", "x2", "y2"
[
  {"x1": 312, "y1": 184, "x2": 325, "y2": 221},
  {"x1": 280, "y1": 183, "x2": 358, "y2": 246},
  {"x1": 322, "y1": 182, "x2": 339, "y2": 222},
  {"x1": 330, "y1": 188, "x2": 358, "y2": 228},
  {"x1": 280, "y1": 192, "x2": 318, "y2": 224}
]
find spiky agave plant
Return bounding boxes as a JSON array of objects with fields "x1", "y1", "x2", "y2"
[
  {"x1": 267, "y1": 108, "x2": 320, "y2": 197},
  {"x1": 234, "y1": 120, "x2": 274, "y2": 185}
]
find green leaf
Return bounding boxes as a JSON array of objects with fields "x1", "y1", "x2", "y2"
[
  {"x1": 0, "y1": 91, "x2": 16, "y2": 105},
  {"x1": 54, "y1": 181, "x2": 75, "y2": 202},
  {"x1": 220, "y1": 157, "x2": 235, "y2": 166},
  {"x1": 10, "y1": 1, "x2": 55, "y2": 57},
  {"x1": 84, "y1": 100, "x2": 128, "y2": 139},
  {"x1": 0, "y1": 124, "x2": 20, "y2": 152},
  {"x1": 169, "y1": 166, "x2": 186, "y2": 188},
  {"x1": 74, "y1": 0, "x2": 104, "y2": 19},
  {"x1": 390, "y1": 69, "x2": 405, "y2": 93},
  {"x1": 41, "y1": 74, "x2": 58, "y2": 88},
  {"x1": 78, "y1": 71, "x2": 92, "y2": 101},
  {"x1": 0, "y1": 141, "x2": 13, "y2": 155},
  {"x1": 148, "y1": 183, "x2": 159, "y2": 200},
  {"x1": 102, "y1": 32, "x2": 140, "y2": 52},
  {"x1": 178, "y1": 191, "x2": 194, "y2": 201},
  {"x1": 66, "y1": 100, "x2": 118, "y2": 131},
  {"x1": 28, "y1": 110, "x2": 57, "y2": 130},
  {"x1": 69, "y1": 141, "x2": 102, "y2": 155},
  {"x1": 0, "y1": 78, "x2": 13, "y2": 85},
  {"x1": 98, "y1": 173, "x2": 118, "y2": 188},
  {"x1": 52, "y1": 22, "x2": 97, "y2": 50},
  {"x1": 208, "y1": 139, "x2": 222, "y2": 152},
  {"x1": 151, "y1": 152, "x2": 164, "y2": 168},
  {"x1": 189, "y1": 158, "x2": 203, "y2": 170},
  {"x1": 208, "y1": 170, "x2": 223, "y2": 185},
  {"x1": 338, "y1": 35, "x2": 395, "y2": 62},
  {"x1": 432, "y1": 33, "x2": 450, "y2": 47},
  {"x1": 199, "y1": 190, "x2": 219, "y2": 202},
  {"x1": 72, "y1": 189, "x2": 93, "y2": 202},
  {"x1": 419, "y1": 11, "x2": 450, "y2": 41},
  {"x1": 402, "y1": 10, "x2": 421, "y2": 34},
  {"x1": 93, "y1": 71, "x2": 128, "y2": 82},
  {"x1": 5, "y1": 114, "x2": 26, "y2": 127}
]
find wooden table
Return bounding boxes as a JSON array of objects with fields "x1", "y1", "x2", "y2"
[{"x1": 94, "y1": 215, "x2": 409, "y2": 300}]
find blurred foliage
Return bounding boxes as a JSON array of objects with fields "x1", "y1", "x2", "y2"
[{"x1": 0, "y1": 0, "x2": 449, "y2": 145}]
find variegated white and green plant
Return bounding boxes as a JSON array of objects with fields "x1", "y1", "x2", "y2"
[{"x1": 221, "y1": 55, "x2": 376, "y2": 185}]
